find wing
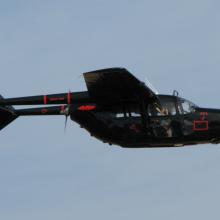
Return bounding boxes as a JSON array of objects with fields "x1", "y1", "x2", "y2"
[{"x1": 83, "y1": 68, "x2": 158, "y2": 104}]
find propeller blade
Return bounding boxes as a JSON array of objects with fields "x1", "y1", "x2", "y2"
[
  {"x1": 63, "y1": 105, "x2": 70, "y2": 133},
  {"x1": 64, "y1": 115, "x2": 68, "y2": 132}
]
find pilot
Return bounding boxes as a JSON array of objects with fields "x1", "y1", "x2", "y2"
[{"x1": 160, "y1": 107, "x2": 169, "y2": 116}]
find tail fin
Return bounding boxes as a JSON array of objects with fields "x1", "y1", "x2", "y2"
[{"x1": 0, "y1": 95, "x2": 18, "y2": 130}]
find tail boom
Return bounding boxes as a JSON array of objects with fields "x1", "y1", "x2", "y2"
[
  {"x1": 0, "y1": 91, "x2": 90, "y2": 106},
  {"x1": 15, "y1": 105, "x2": 68, "y2": 116},
  {"x1": 0, "y1": 92, "x2": 96, "y2": 130}
]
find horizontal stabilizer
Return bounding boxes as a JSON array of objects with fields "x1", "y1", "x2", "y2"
[{"x1": 0, "y1": 96, "x2": 18, "y2": 130}]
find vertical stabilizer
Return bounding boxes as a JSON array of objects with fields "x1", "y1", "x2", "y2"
[{"x1": 0, "y1": 95, "x2": 18, "y2": 130}]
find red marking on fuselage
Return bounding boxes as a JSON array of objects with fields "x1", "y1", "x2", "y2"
[
  {"x1": 49, "y1": 97, "x2": 65, "y2": 102},
  {"x1": 129, "y1": 124, "x2": 140, "y2": 133},
  {"x1": 60, "y1": 105, "x2": 65, "y2": 112},
  {"x1": 41, "y1": 108, "x2": 48, "y2": 114},
  {"x1": 193, "y1": 120, "x2": 209, "y2": 131},
  {"x1": 67, "y1": 92, "x2": 71, "y2": 105},
  {"x1": 43, "y1": 95, "x2": 47, "y2": 105},
  {"x1": 78, "y1": 105, "x2": 96, "y2": 111},
  {"x1": 200, "y1": 112, "x2": 208, "y2": 120}
]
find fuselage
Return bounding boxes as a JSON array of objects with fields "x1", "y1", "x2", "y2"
[{"x1": 70, "y1": 94, "x2": 220, "y2": 147}]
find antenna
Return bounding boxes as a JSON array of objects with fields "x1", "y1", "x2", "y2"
[
  {"x1": 173, "y1": 90, "x2": 179, "y2": 97},
  {"x1": 145, "y1": 77, "x2": 159, "y2": 94}
]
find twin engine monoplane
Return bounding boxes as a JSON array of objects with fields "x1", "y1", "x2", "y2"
[{"x1": 1, "y1": 68, "x2": 219, "y2": 148}]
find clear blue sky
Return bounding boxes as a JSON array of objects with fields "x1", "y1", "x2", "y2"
[{"x1": 0, "y1": 0, "x2": 220, "y2": 219}]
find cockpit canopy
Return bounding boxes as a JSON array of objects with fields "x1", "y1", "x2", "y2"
[
  {"x1": 148, "y1": 96, "x2": 176, "y2": 116},
  {"x1": 93, "y1": 95, "x2": 198, "y2": 128},
  {"x1": 148, "y1": 95, "x2": 197, "y2": 116}
]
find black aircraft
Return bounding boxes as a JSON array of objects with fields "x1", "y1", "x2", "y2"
[{"x1": 0, "y1": 68, "x2": 219, "y2": 148}]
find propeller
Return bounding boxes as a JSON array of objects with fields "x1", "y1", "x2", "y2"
[
  {"x1": 64, "y1": 90, "x2": 72, "y2": 132},
  {"x1": 64, "y1": 115, "x2": 68, "y2": 132},
  {"x1": 63, "y1": 105, "x2": 70, "y2": 133}
]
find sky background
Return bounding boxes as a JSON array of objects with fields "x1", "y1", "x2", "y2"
[{"x1": 0, "y1": 0, "x2": 220, "y2": 219}]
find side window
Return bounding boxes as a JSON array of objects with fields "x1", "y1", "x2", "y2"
[
  {"x1": 162, "y1": 102, "x2": 176, "y2": 116},
  {"x1": 148, "y1": 98, "x2": 177, "y2": 116},
  {"x1": 116, "y1": 112, "x2": 141, "y2": 118},
  {"x1": 180, "y1": 98, "x2": 196, "y2": 114},
  {"x1": 182, "y1": 101, "x2": 191, "y2": 114},
  {"x1": 115, "y1": 104, "x2": 141, "y2": 119}
]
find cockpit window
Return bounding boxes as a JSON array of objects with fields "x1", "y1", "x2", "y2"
[
  {"x1": 179, "y1": 98, "x2": 197, "y2": 114},
  {"x1": 148, "y1": 98, "x2": 176, "y2": 116}
]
